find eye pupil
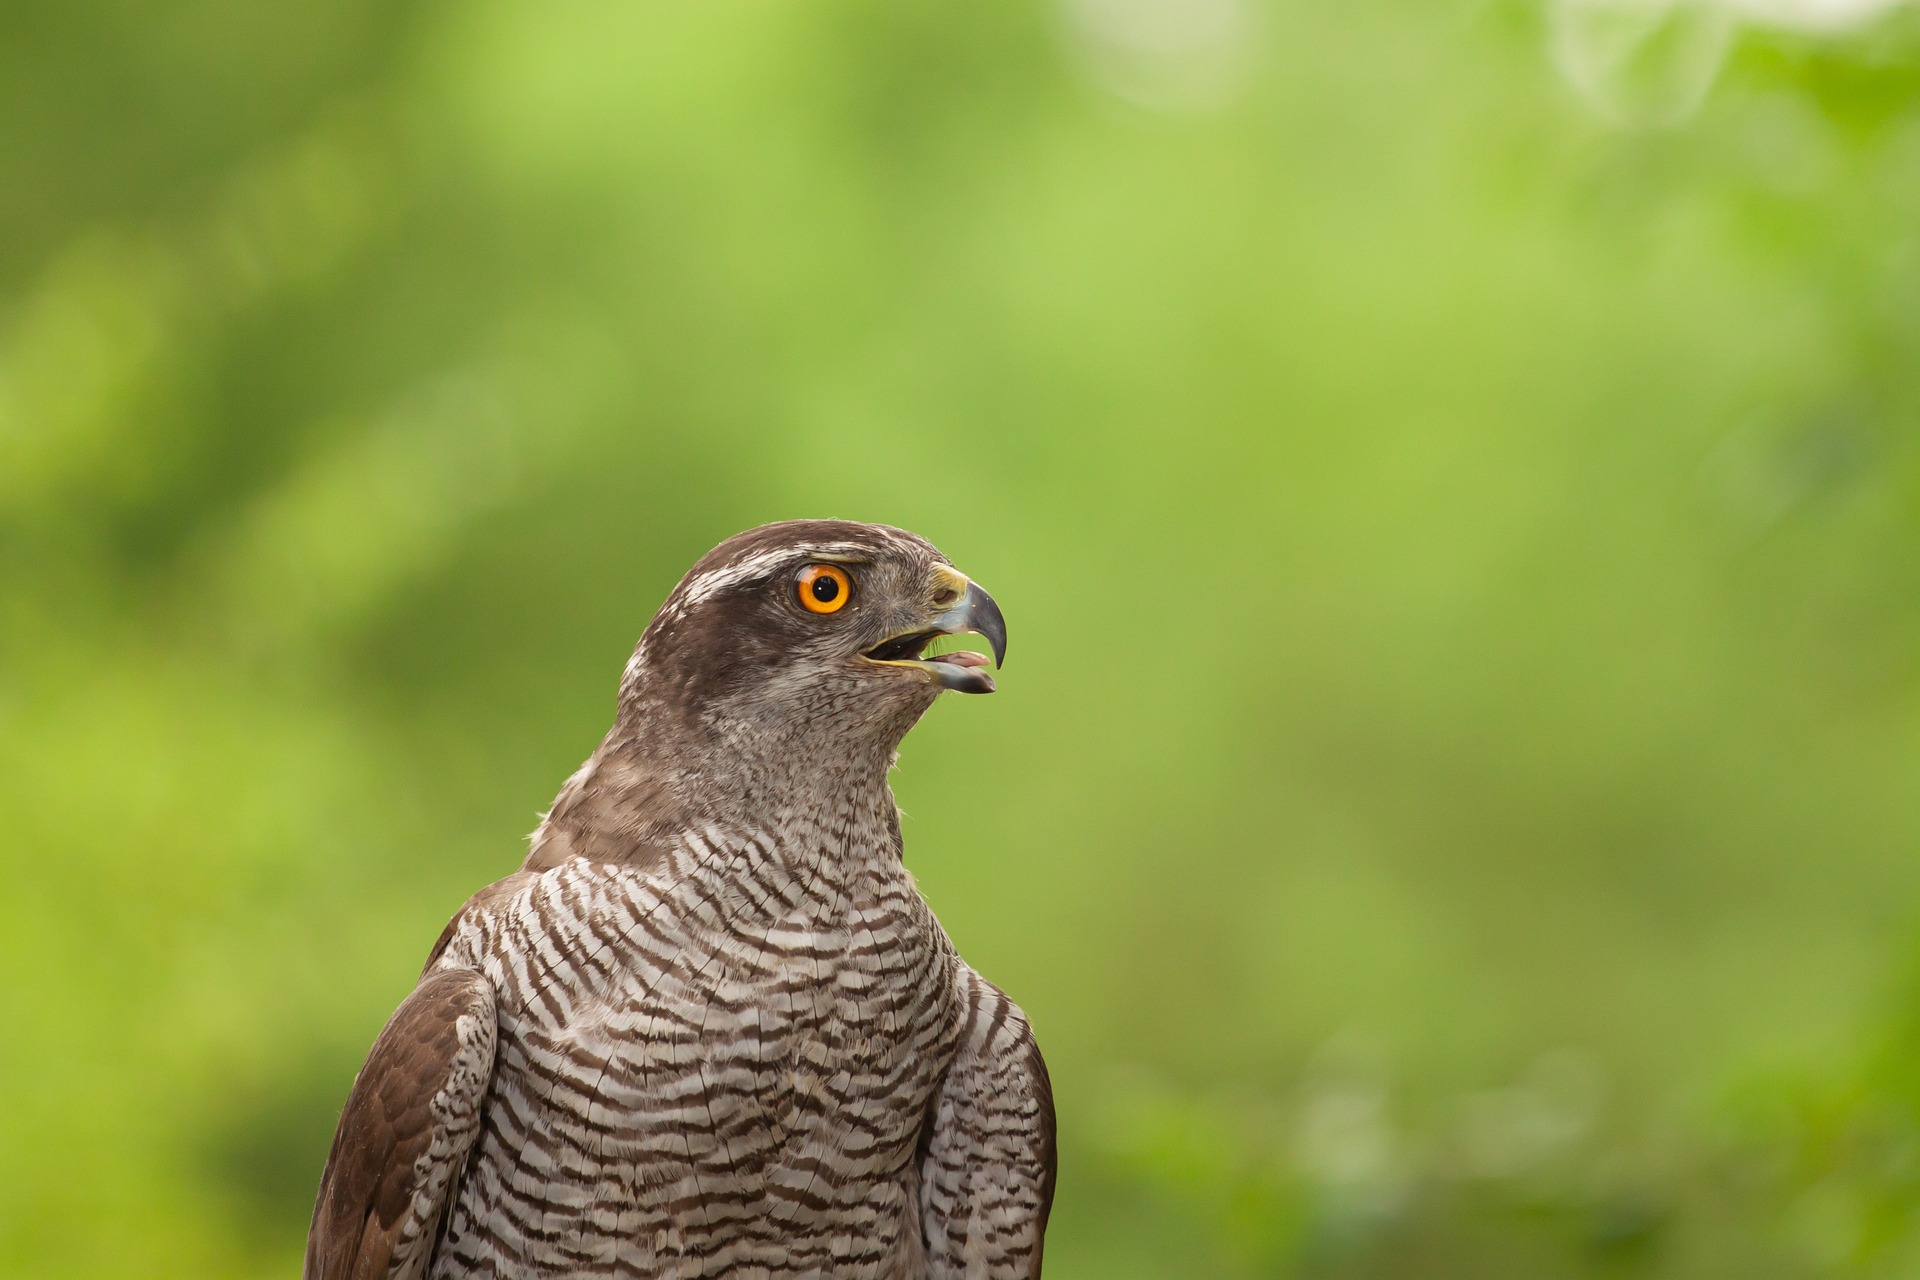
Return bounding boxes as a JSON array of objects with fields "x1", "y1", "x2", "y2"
[{"x1": 812, "y1": 576, "x2": 839, "y2": 603}]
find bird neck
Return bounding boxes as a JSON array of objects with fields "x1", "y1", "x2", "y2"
[{"x1": 524, "y1": 710, "x2": 909, "y2": 874}]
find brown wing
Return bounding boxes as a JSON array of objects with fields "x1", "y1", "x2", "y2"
[
  {"x1": 919, "y1": 971, "x2": 1057, "y2": 1279},
  {"x1": 305, "y1": 967, "x2": 498, "y2": 1280}
]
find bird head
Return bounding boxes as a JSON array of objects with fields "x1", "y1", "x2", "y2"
[{"x1": 619, "y1": 520, "x2": 1006, "y2": 757}]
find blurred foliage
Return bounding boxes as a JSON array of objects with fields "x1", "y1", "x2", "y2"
[{"x1": 8, "y1": 0, "x2": 1920, "y2": 1276}]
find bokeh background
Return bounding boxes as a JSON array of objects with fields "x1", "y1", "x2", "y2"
[{"x1": 11, "y1": 0, "x2": 1920, "y2": 1275}]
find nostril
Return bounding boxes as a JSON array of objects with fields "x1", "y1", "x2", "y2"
[{"x1": 931, "y1": 587, "x2": 961, "y2": 609}]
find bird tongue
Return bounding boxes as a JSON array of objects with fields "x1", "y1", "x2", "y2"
[{"x1": 927, "y1": 650, "x2": 989, "y2": 669}]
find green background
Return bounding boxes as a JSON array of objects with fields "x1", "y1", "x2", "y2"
[{"x1": 9, "y1": 0, "x2": 1920, "y2": 1274}]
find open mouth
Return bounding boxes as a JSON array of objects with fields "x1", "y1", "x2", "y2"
[
  {"x1": 862, "y1": 630, "x2": 996, "y2": 692},
  {"x1": 858, "y1": 575, "x2": 1005, "y2": 695},
  {"x1": 863, "y1": 629, "x2": 939, "y2": 663}
]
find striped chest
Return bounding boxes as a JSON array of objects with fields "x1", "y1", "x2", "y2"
[{"x1": 428, "y1": 831, "x2": 968, "y2": 1278}]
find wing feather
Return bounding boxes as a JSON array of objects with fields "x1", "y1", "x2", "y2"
[
  {"x1": 305, "y1": 967, "x2": 498, "y2": 1280},
  {"x1": 920, "y1": 970, "x2": 1057, "y2": 1279}
]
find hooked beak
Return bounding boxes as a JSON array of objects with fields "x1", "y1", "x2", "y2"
[{"x1": 861, "y1": 568, "x2": 1008, "y2": 695}]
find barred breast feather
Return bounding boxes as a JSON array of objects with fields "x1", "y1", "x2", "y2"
[{"x1": 309, "y1": 818, "x2": 1052, "y2": 1280}]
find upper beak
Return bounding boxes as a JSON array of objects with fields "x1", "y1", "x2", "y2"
[{"x1": 933, "y1": 577, "x2": 1008, "y2": 669}]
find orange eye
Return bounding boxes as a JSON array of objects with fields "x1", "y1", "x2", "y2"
[{"x1": 796, "y1": 564, "x2": 852, "y2": 614}]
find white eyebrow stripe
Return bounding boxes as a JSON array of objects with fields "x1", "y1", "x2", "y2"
[{"x1": 674, "y1": 542, "x2": 870, "y2": 607}]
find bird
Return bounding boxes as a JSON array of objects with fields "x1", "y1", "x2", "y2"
[{"x1": 305, "y1": 519, "x2": 1055, "y2": 1280}]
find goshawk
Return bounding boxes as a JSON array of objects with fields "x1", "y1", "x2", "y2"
[{"x1": 306, "y1": 520, "x2": 1054, "y2": 1279}]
